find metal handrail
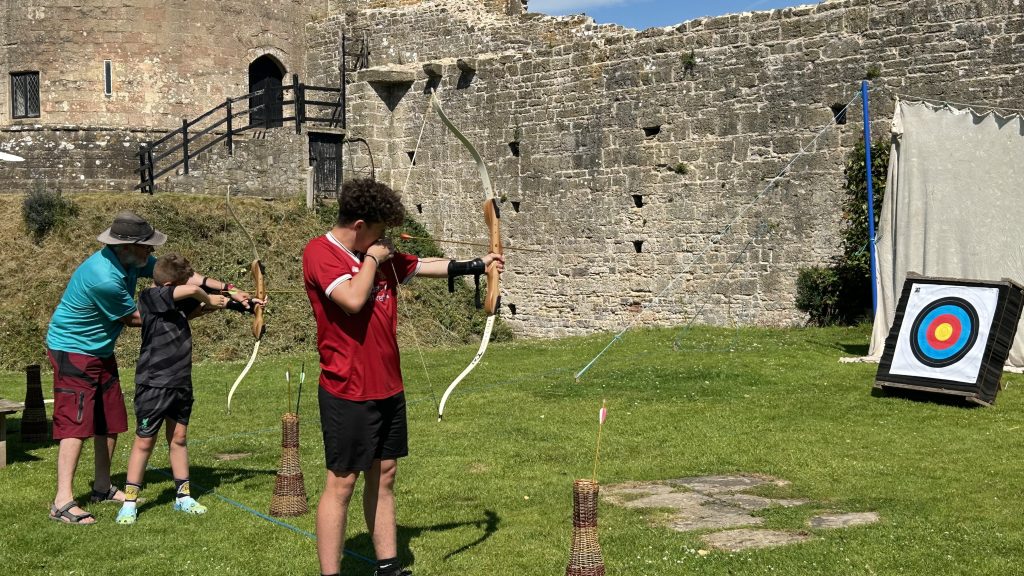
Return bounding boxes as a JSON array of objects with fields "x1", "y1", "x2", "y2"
[{"x1": 137, "y1": 75, "x2": 345, "y2": 194}]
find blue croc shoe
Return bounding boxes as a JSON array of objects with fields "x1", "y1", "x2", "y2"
[
  {"x1": 172, "y1": 497, "x2": 207, "y2": 515},
  {"x1": 115, "y1": 505, "x2": 137, "y2": 525}
]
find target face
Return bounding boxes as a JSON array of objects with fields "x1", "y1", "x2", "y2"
[
  {"x1": 889, "y1": 283, "x2": 999, "y2": 384},
  {"x1": 909, "y1": 297, "x2": 979, "y2": 367}
]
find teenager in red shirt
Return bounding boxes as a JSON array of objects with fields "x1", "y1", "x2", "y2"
[{"x1": 303, "y1": 178, "x2": 503, "y2": 576}]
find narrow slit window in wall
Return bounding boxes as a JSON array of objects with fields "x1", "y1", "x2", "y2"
[
  {"x1": 415, "y1": 203, "x2": 423, "y2": 214},
  {"x1": 456, "y1": 70, "x2": 475, "y2": 89},
  {"x1": 10, "y1": 71, "x2": 40, "y2": 119},
  {"x1": 633, "y1": 240, "x2": 644, "y2": 253},
  {"x1": 511, "y1": 201, "x2": 521, "y2": 213},
  {"x1": 508, "y1": 141, "x2": 520, "y2": 157},
  {"x1": 632, "y1": 194, "x2": 644, "y2": 208},
  {"x1": 830, "y1": 103, "x2": 847, "y2": 125},
  {"x1": 508, "y1": 303, "x2": 517, "y2": 315},
  {"x1": 406, "y1": 150, "x2": 416, "y2": 165},
  {"x1": 643, "y1": 126, "x2": 661, "y2": 138},
  {"x1": 104, "y1": 60, "x2": 112, "y2": 96},
  {"x1": 424, "y1": 75, "x2": 441, "y2": 94}
]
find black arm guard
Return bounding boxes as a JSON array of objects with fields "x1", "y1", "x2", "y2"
[
  {"x1": 448, "y1": 258, "x2": 487, "y2": 309},
  {"x1": 225, "y1": 298, "x2": 258, "y2": 315}
]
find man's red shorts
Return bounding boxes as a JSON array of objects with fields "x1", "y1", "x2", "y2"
[{"x1": 47, "y1": 349, "x2": 129, "y2": 440}]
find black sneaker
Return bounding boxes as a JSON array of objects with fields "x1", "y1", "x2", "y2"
[{"x1": 374, "y1": 570, "x2": 411, "y2": 576}]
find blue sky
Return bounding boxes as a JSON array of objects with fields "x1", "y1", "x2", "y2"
[{"x1": 529, "y1": 0, "x2": 820, "y2": 30}]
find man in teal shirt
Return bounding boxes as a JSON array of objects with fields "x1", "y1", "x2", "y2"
[{"x1": 46, "y1": 211, "x2": 253, "y2": 524}]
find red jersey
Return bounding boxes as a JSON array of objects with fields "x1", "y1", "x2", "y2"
[{"x1": 302, "y1": 233, "x2": 420, "y2": 401}]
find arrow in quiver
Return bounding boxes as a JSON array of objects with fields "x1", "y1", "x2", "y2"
[
  {"x1": 269, "y1": 412, "x2": 308, "y2": 517},
  {"x1": 21, "y1": 364, "x2": 49, "y2": 443},
  {"x1": 566, "y1": 479, "x2": 605, "y2": 576}
]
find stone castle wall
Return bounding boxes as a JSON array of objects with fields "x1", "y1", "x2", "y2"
[
  {"x1": 0, "y1": 0, "x2": 1021, "y2": 338},
  {"x1": 0, "y1": 125, "x2": 155, "y2": 193},
  {"x1": 304, "y1": 0, "x2": 1023, "y2": 337},
  {"x1": 155, "y1": 129, "x2": 310, "y2": 199},
  {"x1": 0, "y1": 0, "x2": 321, "y2": 128},
  {"x1": 0, "y1": 0, "x2": 325, "y2": 194}
]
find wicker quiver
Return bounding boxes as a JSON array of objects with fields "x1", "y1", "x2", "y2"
[
  {"x1": 21, "y1": 364, "x2": 49, "y2": 443},
  {"x1": 566, "y1": 479, "x2": 605, "y2": 576},
  {"x1": 269, "y1": 412, "x2": 308, "y2": 517}
]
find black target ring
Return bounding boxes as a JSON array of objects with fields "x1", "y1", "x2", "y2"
[{"x1": 908, "y1": 296, "x2": 980, "y2": 368}]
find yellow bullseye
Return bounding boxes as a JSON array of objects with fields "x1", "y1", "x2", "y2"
[{"x1": 934, "y1": 322, "x2": 954, "y2": 342}]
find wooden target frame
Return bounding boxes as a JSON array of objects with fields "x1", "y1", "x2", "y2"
[{"x1": 875, "y1": 274, "x2": 1024, "y2": 406}]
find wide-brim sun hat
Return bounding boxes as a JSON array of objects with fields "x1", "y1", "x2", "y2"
[{"x1": 96, "y1": 210, "x2": 167, "y2": 246}]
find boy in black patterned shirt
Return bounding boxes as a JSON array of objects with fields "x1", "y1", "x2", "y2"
[{"x1": 116, "y1": 253, "x2": 233, "y2": 525}]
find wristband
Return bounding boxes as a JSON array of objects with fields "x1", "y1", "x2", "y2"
[
  {"x1": 199, "y1": 277, "x2": 221, "y2": 294},
  {"x1": 366, "y1": 255, "x2": 380, "y2": 267}
]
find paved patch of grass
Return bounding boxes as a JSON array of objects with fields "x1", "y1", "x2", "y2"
[{"x1": 1, "y1": 324, "x2": 1021, "y2": 575}]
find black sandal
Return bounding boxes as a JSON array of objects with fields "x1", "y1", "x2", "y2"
[
  {"x1": 49, "y1": 501, "x2": 96, "y2": 525},
  {"x1": 90, "y1": 485, "x2": 124, "y2": 504}
]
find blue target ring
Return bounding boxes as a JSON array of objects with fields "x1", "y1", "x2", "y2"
[{"x1": 909, "y1": 297, "x2": 979, "y2": 368}]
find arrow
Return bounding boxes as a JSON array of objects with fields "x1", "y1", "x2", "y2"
[{"x1": 398, "y1": 233, "x2": 543, "y2": 253}]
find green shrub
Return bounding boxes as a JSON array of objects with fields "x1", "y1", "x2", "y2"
[
  {"x1": 796, "y1": 138, "x2": 889, "y2": 325},
  {"x1": 669, "y1": 162, "x2": 690, "y2": 175},
  {"x1": 22, "y1": 186, "x2": 79, "y2": 242},
  {"x1": 795, "y1": 264, "x2": 872, "y2": 326},
  {"x1": 682, "y1": 49, "x2": 697, "y2": 75},
  {"x1": 795, "y1": 266, "x2": 841, "y2": 325},
  {"x1": 841, "y1": 137, "x2": 890, "y2": 279}
]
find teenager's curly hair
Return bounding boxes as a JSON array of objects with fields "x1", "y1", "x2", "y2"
[
  {"x1": 153, "y1": 253, "x2": 194, "y2": 285},
  {"x1": 336, "y1": 178, "x2": 405, "y2": 227}
]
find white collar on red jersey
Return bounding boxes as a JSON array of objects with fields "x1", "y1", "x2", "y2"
[{"x1": 324, "y1": 232, "x2": 363, "y2": 263}]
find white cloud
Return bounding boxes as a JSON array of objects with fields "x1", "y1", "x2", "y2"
[{"x1": 528, "y1": 0, "x2": 630, "y2": 14}]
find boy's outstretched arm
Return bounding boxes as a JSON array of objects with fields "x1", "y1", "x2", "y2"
[
  {"x1": 173, "y1": 285, "x2": 229, "y2": 318},
  {"x1": 418, "y1": 252, "x2": 505, "y2": 278},
  {"x1": 185, "y1": 272, "x2": 260, "y2": 310}
]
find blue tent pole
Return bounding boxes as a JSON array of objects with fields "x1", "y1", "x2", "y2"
[{"x1": 861, "y1": 80, "x2": 878, "y2": 314}]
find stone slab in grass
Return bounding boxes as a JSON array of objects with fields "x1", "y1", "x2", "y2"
[
  {"x1": 622, "y1": 491, "x2": 711, "y2": 510},
  {"x1": 808, "y1": 512, "x2": 881, "y2": 529},
  {"x1": 670, "y1": 506, "x2": 764, "y2": 531},
  {"x1": 702, "y1": 528, "x2": 812, "y2": 552},
  {"x1": 604, "y1": 474, "x2": 880, "y2": 552},
  {"x1": 666, "y1": 474, "x2": 789, "y2": 494},
  {"x1": 717, "y1": 493, "x2": 809, "y2": 511}
]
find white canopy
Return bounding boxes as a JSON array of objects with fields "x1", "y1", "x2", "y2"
[{"x1": 869, "y1": 100, "x2": 1024, "y2": 367}]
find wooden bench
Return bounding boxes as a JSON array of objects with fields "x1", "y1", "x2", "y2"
[{"x1": 0, "y1": 399, "x2": 25, "y2": 468}]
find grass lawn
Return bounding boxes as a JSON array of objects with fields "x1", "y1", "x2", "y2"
[{"x1": 1, "y1": 324, "x2": 1022, "y2": 575}]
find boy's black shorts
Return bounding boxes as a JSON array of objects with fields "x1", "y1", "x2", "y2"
[
  {"x1": 133, "y1": 385, "x2": 194, "y2": 438},
  {"x1": 319, "y1": 387, "x2": 408, "y2": 473}
]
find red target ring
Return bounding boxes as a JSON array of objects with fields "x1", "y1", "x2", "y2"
[{"x1": 924, "y1": 313, "x2": 962, "y2": 351}]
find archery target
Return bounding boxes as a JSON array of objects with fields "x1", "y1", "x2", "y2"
[{"x1": 889, "y1": 283, "x2": 999, "y2": 383}]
